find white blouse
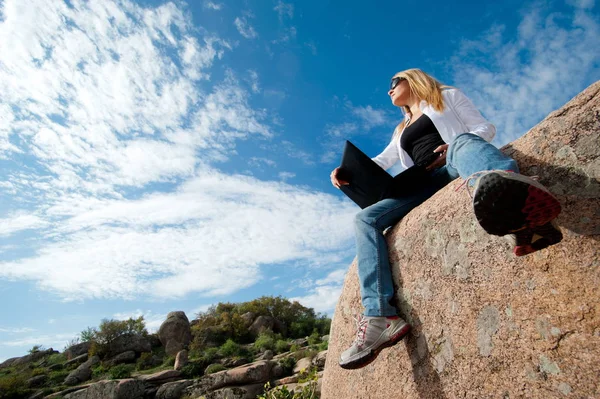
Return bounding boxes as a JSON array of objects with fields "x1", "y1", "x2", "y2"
[{"x1": 372, "y1": 88, "x2": 496, "y2": 170}]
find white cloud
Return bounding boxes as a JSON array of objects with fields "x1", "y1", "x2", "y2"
[
  {"x1": 234, "y1": 17, "x2": 258, "y2": 39},
  {"x1": 278, "y1": 172, "x2": 295, "y2": 182},
  {"x1": 0, "y1": 213, "x2": 49, "y2": 237},
  {"x1": 112, "y1": 310, "x2": 167, "y2": 333},
  {"x1": 0, "y1": 327, "x2": 36, "y2": 334},
  {"x1": 0, "y1": 170, "x2": 357, "y2": 300},
  {"x1": 247, "y1": 70, "x2": 261, "y2": 93},
  {"x1": 1, "y1": 333, "x2": 76, "y2": 350},
  {"x1": 352, "y1": 105, "x2": 389, "y2": 129},
  {"x1": 291, "y1": 268, "x2": 347, "y2": 315},
  {"x1": 450, "y1": 2, "x2": 600, "y2": 145},
  {"x1": 274, "y1": 1, "x2": 294, "y2": 21},
  {"x1": 204, "y1": 1, "x2": 223, "y2": 10}
]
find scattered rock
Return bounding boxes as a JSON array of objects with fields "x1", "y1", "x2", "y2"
[
  {"x1": 107, "y1": 335, "x2": 151, "y2": 357},
  {"x1": 158, "y1": 311, "x2": 192, "y2": 357},
  {"x1": 293, "y1": 357, "x2": 313, "y2": 374},
  {"x1": 64, "y1": 353, "x2": 88, "y2": 367},
  {"x1": 174, "y1": 349, "x2": 188, "y2": 371},
  {"x1": 155, "y1": 380, "x2": 194, "y2": 399},
  {"x1": 64, "y1": 355, "x2": 99, "y2": 386},
  {"x1": 105, "y1": 350, "x2": 136, "y2": 367},
  {"x1": 26, "y1": 374, "x2": 47, "y2": 388},
  {"x1": 138, "y1": 369, "x2": 182, "y2": 385},
  {"x1": 311, "y1": 350, "x2": 327, "y2": 369},
  {"x1": 64, "y1": 342, "x2": 92, "y2": 360},
  {"x1": 63, "y1": 379, "x2": 146, "y2": 399},
  {"x1": 202, "y1": 383, "x2": 264, "y2": 399}
]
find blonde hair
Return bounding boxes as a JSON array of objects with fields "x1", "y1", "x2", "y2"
[{"x1": 392, "y1": 69, "x2": 451, "y2": 140}]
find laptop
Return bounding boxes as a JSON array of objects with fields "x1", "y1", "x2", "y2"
[{"x1": 338, "y1": 140, "x2": 426, "y2": 209}]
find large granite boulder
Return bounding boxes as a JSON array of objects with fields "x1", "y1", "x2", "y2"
[
  {"x1": 64, "y1": 355, "x2": 100, "y2": 386},
  {"x1": 107, "y1": 335, "x2": 151, "y2": 357},
  {"x1": 105, "y1": 350, "x2": 136, "y2": 367},
  {"x1": 2, "y1": 348, "x2": 58, "y2": 367},
  {"x1": 64, "y1": 341, "x2": 92, "y2": 360},
  {"x1": 248, "y1": 315, "x2": 286, "y2": 336},
  {"x1": 321, "y1": 82, "x2": 600, "y2": 399},
  {"x1": 63, "y1": 379, "x2": 145, "y2": 399},
  {"x1": 158, "y1": 311, "x2": 192, "y2": 356},
  {"x1": 185, "y1": 360, "x2": 275, "y2": 397},
  {"x1": 155, "y1": 380, "x2": 194, "y2": 399}
]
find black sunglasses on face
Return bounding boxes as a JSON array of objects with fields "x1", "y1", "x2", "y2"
[{"x1": 390, "y1": 77, "x2": 406, "y2": 90}]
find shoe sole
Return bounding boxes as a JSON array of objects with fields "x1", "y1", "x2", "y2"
[
  {"x1": 473, "y1": 172, "x2": 562, "y2": 236},
  {"x1": 339, "y1": 323, "x2": 411, "y2": 370},
  {"x1": 513, "y1": 221, "x2": 563, "y2": 256}
]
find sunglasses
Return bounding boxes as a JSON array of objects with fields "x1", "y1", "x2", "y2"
[{"x1": 390, "y1": 77, "x2": 406, "y2": 90}]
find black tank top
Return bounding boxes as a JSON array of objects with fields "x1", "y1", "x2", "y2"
[{"x1": 400, "y1": 114, "x2": 446, "y2": 167}]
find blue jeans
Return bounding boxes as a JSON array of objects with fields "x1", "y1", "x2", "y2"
[{"x1": 355, "y1": 133, "x2": 519, "y2": 316}]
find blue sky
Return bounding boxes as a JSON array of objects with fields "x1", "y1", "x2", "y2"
[{"x1": 0, "y1": 0, "x2": 598, "y2": 361}]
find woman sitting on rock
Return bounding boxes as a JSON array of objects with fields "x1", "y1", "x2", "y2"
[{"x1": 330, "y1": 68, "x2": 563, "y2": 370}]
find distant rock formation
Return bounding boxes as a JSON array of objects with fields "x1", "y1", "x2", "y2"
[
  {"x1": 159, "y1": 311, "x2": 192, "y2": 357},
  {"x1": 322, "y1": 81, "x2": 600, "y2": 398}
]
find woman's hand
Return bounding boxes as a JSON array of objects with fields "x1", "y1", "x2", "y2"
[
  {"x1": 330, "y1": 167, "x2": 349, "y2": 189},
  {"x1": 425, "y1": 144, "x2": 449, "y2": 171}
]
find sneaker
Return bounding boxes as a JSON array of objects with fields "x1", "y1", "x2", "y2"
[
  {"x1": 339, "y1": 315, "x2": 411, "y2": 370},
  {"x1": 504, "y1": 220, "x2": 563, "y2": 256},
  {"x1": 470, "y1": 171, "x2": 562, "y2": 249}
]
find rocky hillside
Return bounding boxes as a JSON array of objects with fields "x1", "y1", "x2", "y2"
[
  {"x1": 322, "y1": 82, "x2": 600, "y2": 398},
  {"x1": 0, "y1": 297, "x2": 329, "y2": 399}
]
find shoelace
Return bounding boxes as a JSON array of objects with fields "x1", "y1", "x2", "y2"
[
  {"x1": 352, "y1": 314, "x2": 369, "y2": 346},
  {"x1": 454, "y1": 171, "x2": 488, "y2": 199},
  {"x1": 454, "y1": 170, "x2": 540, "y2": 199}
]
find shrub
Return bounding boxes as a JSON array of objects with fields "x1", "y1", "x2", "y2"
[
  {"x1": 219, "y1": 339, "x2": 242, "y2": 357},
  {"x1": 31, "y1": 367, "x2": 46, "y2": 377},
  {"x1": 47, "y1": 353, "x2": 67, "y2": 365},
  {"x1": 28, "y1": 344, "x2": 45, "y2": 354},
  {"x1": 180, "y1": 362, "x2": 205, "y2": 379},
  {"x1": 289, "y1": 344, "x2": 300, "y2": 353},
  {"x1": 307, "y1": 331, "x2": 321, "y2": 346},
  {"x1": 200, "y1": 347, "x2": 220, "y2": 364},
  {"x1": 109, "y1": 364, "x2": 134, "y2": 379},
  {"x1": 278, "y1": 356, "x2": 296, "y2": 376},
  {"x1": 92, "y1": 364, "x2": 109, "y2": 379},
  {"x1": 258, "y1": 380, "x2": 319, "y2": 399},
  {"x1": 316, "y1": 341, "x2": 328, "y2": 352},
  {"x1": 136, "y1": 352, "x2": 155, "y2": 371},
  {"x1": 255, "y1": 332, "x2": 275, "y2": 352},
  {"x1": 48, "y1": 369, "x2": 70, "y2": 385},
  {"x1": 275, "y1": 340, "x2": 290, "y2": 354},
  {"x1": 205, "y1": 364, "x2": 226, "y2": 375},
  {"x1": 163, "y1": 356, "x2": 176, "y2": 367}
]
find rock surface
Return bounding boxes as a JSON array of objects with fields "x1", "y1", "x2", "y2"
[
  {"x1": 174, "y1": 349, "x2": 188, "y2": 371},
  {"x1": 64, "y1": 342, "x2": 92, "y2": 360},
  {"x1": 321, "y1": 82, "x2": 600, "y2": 399},
  {"x1": 107, "y1": 335, "x2": 151, "y2": 357},
  {"x1": 64, "y1": 355, "x2": 100, "y2": 386},
  {"x1": 105, "y1": 350, "x2": 136, "y2": 367},
  {"x1": 63, "y1": 379, "x2": 146, "y2": 399},
  {"x1": 158, "y1": 311, "x2": 192, "y2": 356}
]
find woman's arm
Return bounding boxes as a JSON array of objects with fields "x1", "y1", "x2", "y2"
[{"x1": 449, "y1": 89, "x2": 496, "y2": 142}]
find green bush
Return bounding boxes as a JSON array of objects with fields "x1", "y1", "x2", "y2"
[
  {"x1": 289, "y1": 344, "x2": 300, "y2": 352},
  {"x1": 136, "y1": 352, "x2": 155, "y2": 371},
  {"x1": 255, "y1": 332, "x2": 275, "y2": 352},
  {"x1": 48, "y1": 369, "x2": 70, "y2": 384},
  {"x1": 205, "y1": 364, "x2": 226, "y2": 374},
  {"x1": 219, "y1": 339, "x2": 242, "y2": 357},
  {"x1": 258, "y1": 380, "x2": 319, "y2": 399},
  {"x1": 28, "y1": 344, "x2": 45, "y2": 354},
  {"x1": 278, "y1": 356, "x2": 296, "y2": 376},
  {"x1": 307, "y1": 331, "x2": 321, "y2": 346},
  {"x1": 275, "y1": 340, "x2": 290, "y2": 354},
  {"x1": 0, "y1": 373, "x2": 28, "y2": 398},
  {"x1": 293, "y1": 349, "x2": 317, "y2": 362},
  {"x1": 92, "y1": 364, "x2": 109, "y2": 379},
  {"x1": 200, "y1": 347, "x2": 219, "y2": 364},
  {"x1": 31, "y1": 367, "x2": 46, "y2": 377},
  {"x1": 180, "y1": 362, "x2": 205, "y2": 379},
  {"x1": 316, "y1": 341, "x2": 328, "y2": 352},
  {"x1": 163, "y1": 356, "x2": 175, "y2": 367},
  {"x1": 47, "y1": 353, "x2": 67, "y2": 365},
  {"x1": 109, "y1": 364, "x2": 134, "y2": 379}
]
